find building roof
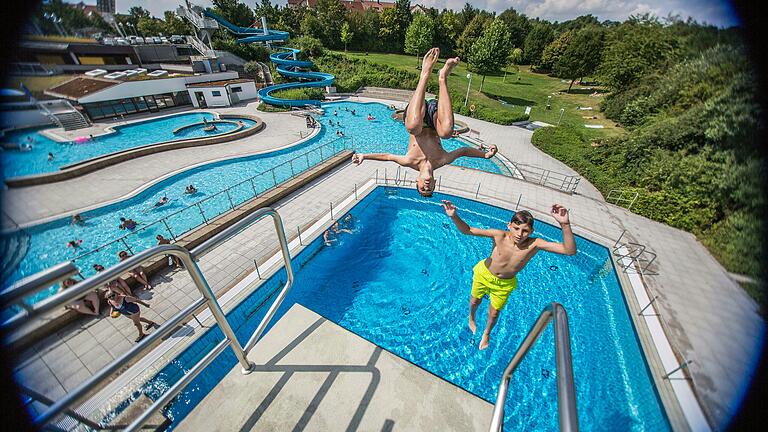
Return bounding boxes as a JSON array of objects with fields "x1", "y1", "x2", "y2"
[
  {"x1": 186, "y1": 78, "x2": 254, "y2": 88},
  {"x1": 44, "y1": 76, "x2": 119, "y2": 101}
]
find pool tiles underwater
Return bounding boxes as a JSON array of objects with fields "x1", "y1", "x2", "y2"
[
  {"x1": 2, "y1": 101, "x2": 508, "y2": 304},
  {"x1": 127, "y1": 188, "x2": 670, "y2": 431},
  {"x1": 0, "y1": 112, "x2": 257, "y2": 179}
]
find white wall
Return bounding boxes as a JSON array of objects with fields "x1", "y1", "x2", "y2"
[
  {"x1": 187, "y1": 87, "x2": 231, "y2": 108},
  {"x1": 79, "y1": 71, "x2": 238, "y2": 103},
  {"x1": 230, "y1": 82, "x2": 257, "y2": 101}
]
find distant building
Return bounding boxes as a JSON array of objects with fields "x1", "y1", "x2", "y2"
[
  {"x1": 69, "y1": 1, "x2": 100, "y2": 18},
  {"x1": 97, "y1": 0, "x2": 116, "y2": 14}
]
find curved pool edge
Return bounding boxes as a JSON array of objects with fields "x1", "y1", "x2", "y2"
[
  {"x1": 4, "y1": 114, "x2": 264, "y2": 188},
  {"x1": 5, "y1": 124, "x2": 324, "y2": 231}
]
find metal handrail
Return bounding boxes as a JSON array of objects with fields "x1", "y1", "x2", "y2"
[
  {"x1": 0, "y1": 261, "x2": 78, "y2": 310},
  {"x1": 489, "y1": 302, "x2": 578, "y2": 432},
  {"x1": 3, "y1": 207, "x2": 295, "y2": 432}
]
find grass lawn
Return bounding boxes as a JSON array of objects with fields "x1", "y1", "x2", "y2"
[
  {"x1": 333, "y1": 50, "x2": 624, "y2": 139},
  {"x1": 7, "y1": 75, "x2": 74, "y2": 99}
]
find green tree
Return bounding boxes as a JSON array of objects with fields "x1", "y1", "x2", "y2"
[
  {"x1": 498, "y1": 8, "x2": 531, "y2": 48},
  {"x1": 539, "y1": 30, "x2": 573, "y2": 71},
  {"x1": 554, "y1": 26, "x2": 606, "y2": 92},
  {"x1": 137, "y1": 17, "x2": 165, "y2": 36},
  {"x1": 523, "y1": 22, "x2": 555, "y2": 65},
  {"x1": 504, "y1": 47, "x2": 523, "y2": 81},
  {"x1": 278, "y1": 5, "x2": 307, "y2": 36},
  {"x1": 457, "y1": 14, "x2": 491, "y2": 59},
  {"x1": 404, "y1": 13, "x2": 435, "y2": 67},
  {"x1": 468, "y1": 18, "x2": 513, "y2": 92},
  {"x1": 340, "y1": 22, "x2": 353, "y2": 52},
  {"x1": 435, "y1": 10, "x2": 461, "y2": 56},
  {"x1": 253, "y1": 0, "x2": 280, "y2": 26},
  {"x1": 163, "y1": 11, "x2": 192, "y2": 36},
  {"x1": 211, "y1": 0, "x2": 255, "y2": 28},
  {"x1": 597, "y1": 14, "x2": 681, "y2": 90},
  {"x1": 300, "y1": 13, "x2": 323, "y2": 40},
  {"x1": 378, "y1": 8, "x2": 402, "y2": 52},
  {"x1": 315, "y1": 0, "x2": 347, "y2": 49},
  {"x1": 393, "y1": 0, "x2": 413, "y2": 52}
]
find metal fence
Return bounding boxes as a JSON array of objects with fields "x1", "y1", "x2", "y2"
[
  {"x1": 513, "y1": 163, "x2": 581, "y2": 194},
  {"x1": 68, "y1": 137, "x2": 351, "y2": 279}
]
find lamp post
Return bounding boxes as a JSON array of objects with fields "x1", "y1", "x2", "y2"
[
  {"x1": 464, "y1": 73, "x2": 472, "y2": 107},
  {"x1": 557, "y1": 108, "x2": 565, "y2": 126}
]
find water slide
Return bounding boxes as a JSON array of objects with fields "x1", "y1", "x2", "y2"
[{"x1": 202, "y1": 10, "x2": 334, "y2": 107}]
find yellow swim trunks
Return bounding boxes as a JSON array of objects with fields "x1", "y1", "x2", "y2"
[{"x1": 471, "y1": 259, "x2": 518, "y2": 311}]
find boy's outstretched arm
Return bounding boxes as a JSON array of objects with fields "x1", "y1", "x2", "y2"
[
  {"x1": 352, "y1": 152, "x2": 412, "y2": 167},
  {"x1": 444, "y1": 145, "x2": 498, "y2": 165},
  {"x1": 442, "y1": 200, "x2": 502, "y2": 238},
  {"x1": 535, "y1": 204, "x2": 577, "y2": 255}
]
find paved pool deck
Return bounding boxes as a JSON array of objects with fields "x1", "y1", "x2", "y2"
[
  {"x1": 6, "y1": 98, "x2": 764, "y2": 431},
  {"x1": 176, "y1": 304, "x2": 493, "y2": 432}
]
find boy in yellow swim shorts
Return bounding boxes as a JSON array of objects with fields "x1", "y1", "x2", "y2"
[{"x1": 442, "y1": 201, "x2": 576, "y2": 350}]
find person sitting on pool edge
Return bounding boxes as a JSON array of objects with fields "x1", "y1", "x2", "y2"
[
  {"x1": 351, "y1": 48, "x2": 497, "y2": 197},
  {"x1": 441, "y1": 201, "x2": 576, "y2": 350},
  {"x1": 118, "y1": 250, "x2": 152, "y2": 290}
]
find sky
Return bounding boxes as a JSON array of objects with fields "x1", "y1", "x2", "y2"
[{"x1": 65, "y1": 0, "x2": 742, "y2": 29}]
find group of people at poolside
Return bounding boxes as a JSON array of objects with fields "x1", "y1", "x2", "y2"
[{"x1": 59, "y1": 248, "x2": 159, "y2": 342}]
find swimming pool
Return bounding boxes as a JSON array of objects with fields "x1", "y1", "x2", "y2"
[
  {"x1": 1, "y1": 102, "x2": 508, "y2": 305},
  {"x1": 122, "y1": 187, "x2": 670, "y2": 431},
  {"x1": 0, "y1": 112, "x2": 257, "y2": 179}
]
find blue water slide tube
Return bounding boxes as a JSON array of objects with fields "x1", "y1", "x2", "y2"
[{"x1": 202, "y1": 10, "x2": 333, "y2": 107}]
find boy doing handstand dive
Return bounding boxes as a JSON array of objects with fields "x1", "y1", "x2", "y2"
[
  {"x1": 351, "y1": 47, "x2": 498, "y2": 197},
  {"x1": 442, "y1": 201, "x2": 576, "y2": 350}
]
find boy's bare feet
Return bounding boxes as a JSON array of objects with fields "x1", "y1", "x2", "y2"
[
  {"x1": 421, "y1": 47, "x2": 440, "y2": 75},
  {"x1": 479, "y1": 333, "x2": 490, "y2": 350},
  {"x1": 439, "y1": 57, "x2": 460, "y2": 80},
  {"x1": 468, "y1": 315, "x2": 477, "y2": 334},
  {"x1": 484, "y1": 144, "x2": 498, "y2": 158}
]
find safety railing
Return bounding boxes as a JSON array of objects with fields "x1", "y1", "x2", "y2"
[
  {"x1": 65, "y1": 137, "x2": 350, "y2": 282},
  {"x1": 612, "y1": 230, "x2": 657, "y2": 275},
  {"x1": 489, "y1": 302, "x2": 578, "y2": 432},
  {"x1": 374, "y1": 169, "x2": 525, "y2": 211},
  {"x1": 606, "y1": 189, "x2": 639, "y2": 210},
  {"x1": 514, "y1": 163, "x2": 581, "y2": 194},
  {"x1": 1, "y1": 207, "x2": 294, "y2": 432}
]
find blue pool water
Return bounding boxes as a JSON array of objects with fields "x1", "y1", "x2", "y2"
[
  {"x1": 1, "y1": 102, "x2": 507, "y2": 305},
  {"x1": 128, "y1": 188, "x2": 670, "y2": 431},
  {"x1": 0, "y1": 112, "x2": 257, "y2": 179}
]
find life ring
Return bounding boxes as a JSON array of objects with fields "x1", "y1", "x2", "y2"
[{"x1": 469, "y1": 104, "x2": 476, "y2": 113}]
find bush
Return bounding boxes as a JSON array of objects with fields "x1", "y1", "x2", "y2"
[
  {"x1": 269, "y1": 87, "x2": 325, "y2": 104},
  {"x1": 291, "y1": 35, "x2": 325, "y2": 59}
]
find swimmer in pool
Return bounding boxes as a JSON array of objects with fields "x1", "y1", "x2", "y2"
[
  {"x1": 351, "y1": 48, "x2": 497, "y2": 197},
  {"x1": 442, "y1": 201, "x2": 576, "y2": 350}
]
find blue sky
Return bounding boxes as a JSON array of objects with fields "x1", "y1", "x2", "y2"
[{"x1": 65, "y1": 0, "x2": 741, "y2": 28}]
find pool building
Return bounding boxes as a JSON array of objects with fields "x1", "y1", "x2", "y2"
[{"x1": 0, "y1": 14, "x2": 764, "y2": 427}]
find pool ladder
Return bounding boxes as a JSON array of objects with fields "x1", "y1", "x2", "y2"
[
  {"x1": 489, "y1": 302, "x2": 579, "y2": 432},
  {"x1": 0, "y1": 207, "x2": 295, "y2": 432}
]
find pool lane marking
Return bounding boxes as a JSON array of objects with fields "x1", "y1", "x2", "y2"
[{"x1": 75, "y1": 177, "x2": 377, "y2": 422}]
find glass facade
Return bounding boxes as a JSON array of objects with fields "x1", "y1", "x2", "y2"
[{"x1": 82, "y1": 91, "x2": 192, "y2": 120}]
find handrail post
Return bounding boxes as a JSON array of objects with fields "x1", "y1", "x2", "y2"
[
  {"x1": 330, "y1": 202, "x2": 334, "y2": 219},
  {"x1": 253, "y1": 259, "x2": 261, "y2": 279},
  {"x1": 489, "y1": 303, "x2": 578, "y2": 432},
  {"x1": 162, "y1": 219, "x2": 177, "y2": 241},
  {"x1": 196, "y1": 203, "x2": 208, "y2": 224},
  {"x1": 354, "y1": 183, "x2": 358, "y2": 200},
  {"x1": 475, "y1": 183, "x2": 481, "y2": 198},
  {"x1": 638, "y1": 295, "x2": 659, "y2": 315},
  {"x1": 271, "y1": 169, "x2": 278, "y2": 188},
  {"x1": 224, "y1": 189, "x2": 235, "y2": 210},
  {"x1": 249, "y1": 177, "x2": 258, "y2": 196},
  {"x1": 515, "y1": 193, "x2": 522, "y2": 210},
  {"x1": 297, "y1": 226, "x2": 302, "y2": 245},
  {"x1": 120, "y1": 238, "x2": 134, "y2": 255}
]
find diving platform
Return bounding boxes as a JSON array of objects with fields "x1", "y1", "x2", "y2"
[{"x1": 177, "y1": 304, "x2": 493, "y2": 431}]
